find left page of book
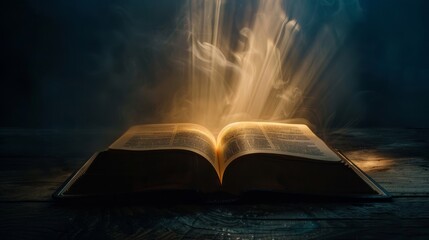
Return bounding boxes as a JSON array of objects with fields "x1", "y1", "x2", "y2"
[{"x1": 110, "y1": 123, "x2": 218, "y2": 169}]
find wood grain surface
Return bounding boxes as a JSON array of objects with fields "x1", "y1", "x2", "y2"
[{"x1": 0, "y1": 128, "x2": 428, "y2": 239}]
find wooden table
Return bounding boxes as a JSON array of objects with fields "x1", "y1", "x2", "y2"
[{"x1": 1, "y1": 128, "x2": 428, "y2": 239}]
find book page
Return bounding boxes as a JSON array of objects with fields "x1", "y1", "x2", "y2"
[
  {"x1": 110, "y1": 123, "x2": 218, "y2": 169},
  {"x1": 217, "y1": 122, "x2": 341, "y2": 171}
]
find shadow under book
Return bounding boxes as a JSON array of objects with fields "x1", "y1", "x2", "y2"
[{"x1": 53, "y1": 122, "x2": 389, "y2": 201}]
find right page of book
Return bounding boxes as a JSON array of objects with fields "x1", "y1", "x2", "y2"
[{"x1": 218, "y1": 122, "x2": 341, "y2": 172}]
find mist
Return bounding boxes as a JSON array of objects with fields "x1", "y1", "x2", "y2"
[
  {"x1": 164, "y1": 0, "x2": 364, "y2": 132},
  {"x1": 1, "y1": 0, "x2": 428, "y2": 130}
]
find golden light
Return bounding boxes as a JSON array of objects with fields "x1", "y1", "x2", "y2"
[
  {"x1": 162, "y1": 0, "x2": 362, "y2": 133},
  {"x1": 345, "y1": 150, "x2": 393, "y2": 172}
]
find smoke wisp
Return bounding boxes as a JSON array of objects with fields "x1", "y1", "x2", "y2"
[{"x1": 160, "y1": 0, "x2": 364, "y2": 133}]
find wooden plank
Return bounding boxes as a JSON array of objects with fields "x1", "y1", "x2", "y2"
[
  {"x1": 327, "y1": 128, "x2": 429, "y2": 196},
  {"x1": 347, "y1": 155, "x2": 429, "y2": 195},
  {"x1": 1, "y1": 199, "x2": 429, "y2": 239},
  {"x1": 0, "y1": 157, "x2": 84, "y2": 201}
]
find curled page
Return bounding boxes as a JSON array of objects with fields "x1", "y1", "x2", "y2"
[
  {"x1": 218, "y1": 122, "x2": 341, "y2": 170},
  {"x1": 110, "y1": 123, "x2": 218, "y2": 169}
]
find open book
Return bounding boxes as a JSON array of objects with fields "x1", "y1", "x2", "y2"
[{"x1": 54, "y1": 122, "x2": 389, "y2": 199}]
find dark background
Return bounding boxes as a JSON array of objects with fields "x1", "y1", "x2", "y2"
[{"x1": 2, "y1": 0, "x2": 428, "y2": 130}]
